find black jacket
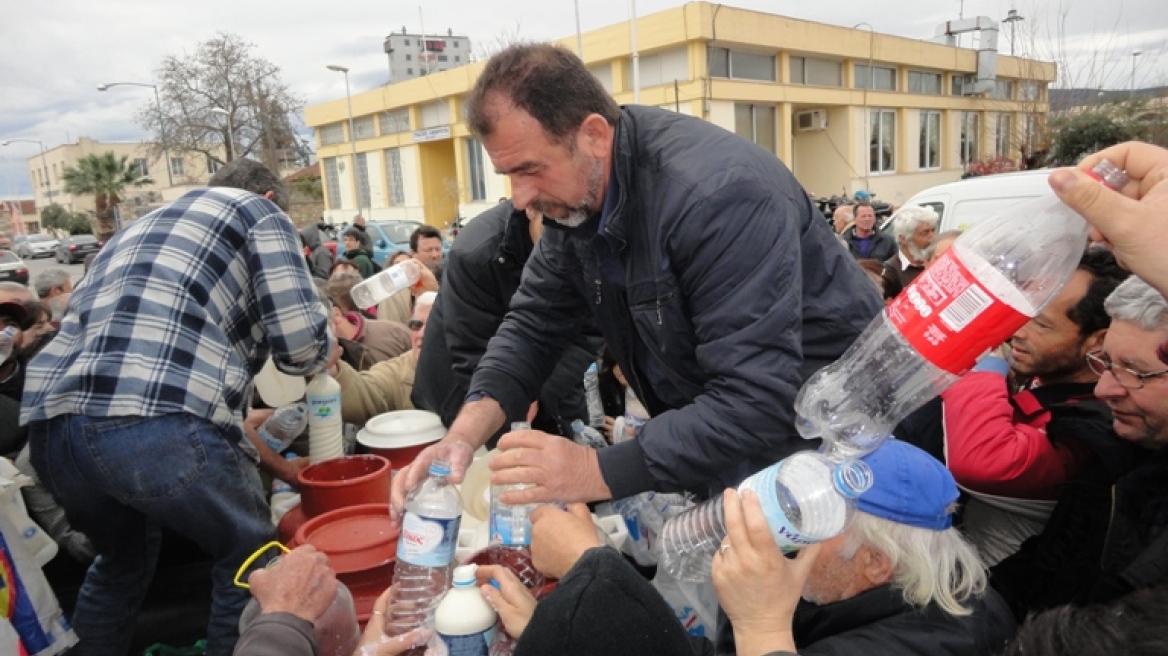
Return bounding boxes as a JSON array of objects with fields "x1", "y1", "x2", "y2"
[
  {"x1": 469, "y1": 106, "x2": 882, "y2": 499},
  {"x1": 790, "y1": 584, "x2": 1017, "y2": 656},
  {"x1": 299, "y1": 224, "x2": 333, "y2": 281},
  {"x1": 842, "y1": 226, "x2": 897, "y2": 262},
  {"x1": 412, "y1": 201, "x2": 600, "y2": 443},
  {"x1": 991, "y1": 435, "x2": 1168, "y2": 620}
]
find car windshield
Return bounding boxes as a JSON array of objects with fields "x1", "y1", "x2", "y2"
[
  {"x1": 29, "y1": 235, "x2": 53, "y2": 243},
  {"x1": 374, "y1": 222, "x2": 420, "y2": 245},
  {"x1": 0, "y1": 251, "x2": 18, "y2": 264},
  {"x1": 71, "y1": 235, "x2": 98, "y2": 243}
]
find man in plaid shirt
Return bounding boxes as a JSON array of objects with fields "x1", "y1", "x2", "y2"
[{"x1": 21, "y1": 159, "x2": 335, "y2": 656}]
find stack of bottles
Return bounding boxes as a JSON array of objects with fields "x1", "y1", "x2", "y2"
[{"x1": 659, "y1": 160, "x2": 1131, "y2": 582}]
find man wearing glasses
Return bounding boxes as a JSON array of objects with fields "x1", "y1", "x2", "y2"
[
  {"x1": 938, "y1": 247, "x2": 1128, "y2": 565},
  {"x1": 992, "y1": 276, "x2": 1168, "y2": 622}
]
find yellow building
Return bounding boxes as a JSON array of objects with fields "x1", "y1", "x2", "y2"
[
  {"x1": 18, "y1": 136, "x2": 222, "y2": 228},
  {"x1": 305, "y1": 2, "x2": 1055, "y2": 226}
]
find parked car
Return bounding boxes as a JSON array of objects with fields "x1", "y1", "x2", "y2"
[
  {"x1": 879, "y1": 169, "x2": 1052, "y2": 234},
  {"x1": 55, "y1": 234, "x2": 103, "y2": 264},
  {"x1": 326, "y1": 219, "x2": 451, "y2": 267},
  {"x1": 0, "y1": 250, "x2": 30, "y2": 285},
  {"x1": 19, "y1": 233, "x2": 59, "y2": 259}
]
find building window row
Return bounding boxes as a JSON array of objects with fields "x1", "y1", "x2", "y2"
[
  {"x1": 734, "y1": 103, "x2": 777, "y2": 154},
  {"x1": 708, "y1": 47, "x2": 776, "y2": 82},
  {"x1": 380, "y1": 108, "x2": 411, "y2": 135},
  {"x1": 869, "y1": 109, "x2": 896, "y2": 174},
  {"x1": 320, "y1": 123, "x2": 345, "y2": 146},
  {"x1": 919, "y1": 110, "x2": 941, "y2": 170}
]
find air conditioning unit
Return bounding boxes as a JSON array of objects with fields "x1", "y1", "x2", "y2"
[{"x1": 796, "y1": 109, "x2": 828, "y2": 131}]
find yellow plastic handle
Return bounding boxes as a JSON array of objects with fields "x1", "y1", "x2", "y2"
[{"x1": 233, "y1": 541, "x2": 290, "y2": 589}]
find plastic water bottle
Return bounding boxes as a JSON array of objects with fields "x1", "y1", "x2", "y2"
[
  {"x1": 435, "y1": 564, "x2": 496, "y2": 656},
  {"x1": 583, "y1": 362, "x2": 605, "y2": 428},
  {"x1": 490, "y1": 423, "x2": 535, "y2": 548},
  {"x1": 269, "y1": 453, "x2": 301, "y2": 524},
  {"x1": 614, "y1": 387, "x2": 649, "y2": 444},
  {"x1": 0, "y1": 326, "x2": 16, "y2": 362},
  {"x1": 659, "y1": 451, "x2": 873, "y2": 582},
  {"x1": 570, "y1": 419, "x2": 607, "y2": 450},
  {"x1": 306, "y1": 374, "x2": 343, "y2": 463},
  {"x1": 349, "y1": 259, "x2": 422, "y2": 308},
  {"x1": 386, "y1": 461, "x2": 463, "y2": 641},
  {"x1": 259, "y1": 402, "x2": 309, "y2": 453},
  {"x1": 796, "y1": 159, "x2": 1130, "y2": 461}
]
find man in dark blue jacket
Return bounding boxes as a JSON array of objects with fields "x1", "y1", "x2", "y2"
[{"x1": 391, "y1": 43, "x2": 881, "y2": 512}]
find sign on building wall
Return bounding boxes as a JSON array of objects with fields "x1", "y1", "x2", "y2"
[{"x1": 413, "y1": 126, "x2": 451, "y2": 143}]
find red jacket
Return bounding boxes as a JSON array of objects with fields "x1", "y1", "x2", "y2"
[{"x1": 941, "y1": 371, "x2": 1109, "y2": 500}]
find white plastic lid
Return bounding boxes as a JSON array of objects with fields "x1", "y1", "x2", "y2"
[
  {"x1": 358, "y1": 410, "x2": 446, "y2": 448},
  {"x1": 452, "y1": 563, "x2": 478, "y2": 587}
]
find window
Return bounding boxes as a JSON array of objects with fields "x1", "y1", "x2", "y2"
[
  {"x1": 869, "y1": 109, "x2": 896, "y2": 174},
  {"x1": 383, "y1": 149, "x2": 405, "y2": 206},
  {"x1": 855, "y1": 64, "x2": 897, "y2": 91},
  {"x1": 320, "y1": 123, "x2": 345, "y2": 146},
  {"x1": 170, "y1": 158, "x2": 185, "y2": 176},
  {"x1": 1023, "y1": 114, "x2": 1039, "y2": 150},
  {"x1": 637, "y1": 47, "x2": 690, "y2": 87},
  {"x1": 380, "y1": 108, "x2": 411, "y2": 134},
  {"x1": 323, "y1": 157, "x2": 342, "y2": 209},
  {"x1": 455, "y1": 56, "x2": 460, "y2": 63},
  {"x1": 960, "y1": 112, "x2": 980, "y2": 165},
  {"x1": 353, "y1": 116, "x2": 376, "y2": 140},
  {"x1": 407, "y1": 68, "x2": 413, "y2": 75},
  {"x1": 734, "y1": 103, "x2": 776, "y2": 154},
  {"x1": 404, "y1": 39, "x2": 411, "y2": 45},
  {"x1": 466, "y1": 138, "x2": 487, "y2": 201},
  {"x1": 991, "y1": 79, "x2": 1014, "y2": 100},
  {"x1": 406, "y1": 54, "x2": 412, "y2": 61},
  {"x1": 207, "y1": 156, "x2": 221, "y2": 174},
  {"x1": 134, "y1": 157, "x2": 149, "y2": 176},
  {"x1": 789, "y1": 56, "x2": 843, "y2": 87},
  {"x1": 908, "y1": 71, "x2": 942, "y2": 95},
  {"x1": 589, "y1": 63, "x2": 614, "y2": 92},
  {"x1": 355, "y1": 153, "x2": 371, "y2": 209},
  {"x1": 420, "y1": 101, "x2": 451, "y2": 128},
  {"x1": 919, "y1": 111, "x2": 941, "y2": 170},
  {"x1": 996, "y1": 113, "x2": 1013, "y2": 158},
  {"x1": 454, "y1": 41, "x2": 460, "y2": 49},
  {"x1": 437, "y1": 55, "x2": 448, "y2": 62},
  {"x1": 951, "y1": 75, "x2": 975, "y2": 96},
  {"x1": 1020, "y1": 81, "x2": 1041, "y2": 102},
  {"x1": 708, "y1": 47, "x2": 776, "y2": 82}
]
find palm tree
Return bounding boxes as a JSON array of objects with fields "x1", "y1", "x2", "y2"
[{"x1": 61, "y1": 152, "x2": 153, "y2": 241}]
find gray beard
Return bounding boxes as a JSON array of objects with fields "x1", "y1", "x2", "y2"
[{"x1": 548, "y1": 210, "x2": 591, "y2": 228}]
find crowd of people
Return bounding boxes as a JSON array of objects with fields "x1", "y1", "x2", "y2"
[{"x1": 7, "y1": 41, "x2": 1168, "y2": 656}]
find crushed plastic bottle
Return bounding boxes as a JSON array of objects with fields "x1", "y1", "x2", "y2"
[
  {"x1": 570, "y1": 419, "x2": 607, "y2": 451},
  {"x1": 259, "y1": 402, "x2": 309, "y2": 453},
  {"x1": 583, "y1": 362, "x2": 605, "y2": 428}
]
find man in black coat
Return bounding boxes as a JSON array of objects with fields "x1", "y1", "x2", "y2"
[{"x1": 412, "y1": 200, "x2": 599, "y2": 444}]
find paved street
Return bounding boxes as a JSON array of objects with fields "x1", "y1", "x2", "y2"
[{"x1": 22, "y1": 249, "x2": 87, "y2": 287}]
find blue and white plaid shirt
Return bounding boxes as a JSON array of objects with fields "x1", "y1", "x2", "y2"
[{"x1": 21, "y1": 187, "x2": 332, "y2": 450}]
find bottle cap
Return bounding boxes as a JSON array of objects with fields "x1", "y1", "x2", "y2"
[
  {"x1": 571, "y1": 419, "x2": 585, "y2": 431},
  {"x1": 1088, "y1": 159, "x2": 1130, "y2": 191},
  {"x1": 452, "y1": 563, "x2": 478, "y2": 587},
  {"x1": 429, "y1": 460, "x2": 452, "y2": 477}
]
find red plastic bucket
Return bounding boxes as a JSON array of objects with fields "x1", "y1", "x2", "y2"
[{"x1": 296, "y1": 454, "x2": 390, "y2": 518}]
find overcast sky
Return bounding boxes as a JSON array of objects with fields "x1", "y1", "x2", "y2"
[{"x1": 2, "y1": 0, "x2": 1165, "y2": 196}]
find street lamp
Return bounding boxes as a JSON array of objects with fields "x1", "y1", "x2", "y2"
[
  {"x1": 326, "y1": 64, "x2": 363, "y2": 219},
  {"x1": 1, "y1": 138, "x2": 53, "y2": 205},
  {"x1": 854, "y1": 22, "x2": 875, "y2": 195},
  {"x1": 97, "y1": 81, "x2": 174, "y2": 187},
  {"x1": 1003, "y1": 9, "x2": 1024, "y2": 56},
  {"x1": 211, "y1": 107, "x2": 235, "y2": 161},
  {"x1": 1131, "y1": 50, "x2": 1143, "y2": 99},
  {"x1": 629, "y1": 0, "x2": 640, "y2": 104}
]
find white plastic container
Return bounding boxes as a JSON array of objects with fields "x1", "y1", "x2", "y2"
[
  {"x1": 435, "y1": 564, "x2": 497, "y2": 656},
  {"x1": 306, "y1": 374, "x2": 344, "y2": 464}
]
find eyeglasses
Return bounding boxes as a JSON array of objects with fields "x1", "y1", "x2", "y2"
[
  {"x1": 407, "y1": 319, "x2": 425, "y2": 331},
  {"x1": 1086, "y1": 349, "x2": 1168, "y2": 390}
]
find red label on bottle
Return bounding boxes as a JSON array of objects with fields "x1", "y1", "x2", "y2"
[{"x1": 886, "y1": 250, "x2": 1029, "y2": 375}]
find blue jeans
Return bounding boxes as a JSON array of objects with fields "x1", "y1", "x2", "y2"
[{"x1": 29, "y1": 413, "x2": 274, "y2": 656}]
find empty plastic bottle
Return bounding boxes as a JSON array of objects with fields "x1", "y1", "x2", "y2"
[
  {"x1": 570, "y1": 419, "x2": 607, "y2": 451},
  {"x1": 582, "y1": 362, "x2": 605, "y2": 428},
  {"x1": 258, "y1": 402, "x2": 309, "y2": 453},
  {"x1": 350, "y1": 259, "x2": 422, "y2": 308},
  {"x1": 386, "y1": 461, "x2": 463, "y2": 642},
  {"x1": 659, "y1": 451, "x2": 872, "y2": 582},
  {"x1": 797, "y1": 160, "x2": 1130, "y2": 461},
  {"x1": 613, "y1": 387, "x2": 649, "y2": 444}
]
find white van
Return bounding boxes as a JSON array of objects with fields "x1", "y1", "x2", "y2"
[{"x1": 892, "y1": 169, "x2": 1054, "y2": 234}]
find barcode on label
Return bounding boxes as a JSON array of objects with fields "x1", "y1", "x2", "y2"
[{"x1": 940, "y1": 285, "x2": 993, "y2": 331}]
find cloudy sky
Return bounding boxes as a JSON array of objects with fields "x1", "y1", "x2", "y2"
[{"x1": 2, "y1": 0, "x2": 1165, "y2": 195}]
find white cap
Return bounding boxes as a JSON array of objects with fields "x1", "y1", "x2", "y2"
[{"x1": 452, "y1": 564, "x2": 478, "y2": 587}]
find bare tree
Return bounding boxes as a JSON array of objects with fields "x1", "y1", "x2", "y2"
[
  {"x1": 138, "y1": 33, "x2": 306, "y2": 174},
  {"x1": 470, "y1": 22, "x2": 526, "y2": 62}
]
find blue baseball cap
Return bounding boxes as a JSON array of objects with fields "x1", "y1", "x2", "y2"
[
  {"x1": 854, "y1": 190, "x2": 872, "y2": 201},
  {"x1": 856, "y1": 440, "x2": 957, "y2": 531}
]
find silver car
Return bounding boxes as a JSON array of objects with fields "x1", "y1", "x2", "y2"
[{"x1": 19, "y1": 234, "x2": 59, "y2": 259}]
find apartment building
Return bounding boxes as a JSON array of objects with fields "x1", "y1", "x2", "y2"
[{"x1": 306, "y1": 2, "x2": 1055, "y2": 228}]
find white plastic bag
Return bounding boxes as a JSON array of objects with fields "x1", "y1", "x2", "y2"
[
  {"x1": 652, "y1": 566, "x2": 718, "y2": 639},
  {"x1": 0, "y1": 523, "x2": 78, "y2": 656},
  {"x1": 0, "y1": 459, "x2": 57, "y2": 568}
]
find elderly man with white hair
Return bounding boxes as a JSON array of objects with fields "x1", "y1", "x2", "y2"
[{"x1": 885, "y1": 205, "x2": 938, "y2": 286}]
